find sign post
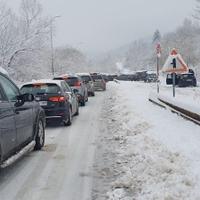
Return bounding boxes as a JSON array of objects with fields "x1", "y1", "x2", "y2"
[
  {"x1": 171, "y1": 58, "x2": 176, "y2": 97},
  {"x1": 156, "y1": 43, "x2": 161, "y2": 93}
]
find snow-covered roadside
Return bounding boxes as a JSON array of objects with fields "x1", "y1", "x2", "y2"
[
  {"x1": 93, "y1": 81, "x2": 200, "y2": 200},
  {"x1": 156, "y1": 84, "x2": 200, "y2": 115}
]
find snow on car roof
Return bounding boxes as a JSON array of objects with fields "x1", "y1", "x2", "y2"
[
  {"x1": 55, "y1": 73, "x2": 79, "y2": 78},
  {"x1": 21, "y1": 79, "x2": 64, "y2": 87},
  {"x1": 76, "y1": 72, "x2": 90, "y2": 76},
  {"x1": 147, "y1": 71, "x2": 157, "y2": 74},
  {"x1": 0, "y1": 67, "x2": 9, "y2": 76}
]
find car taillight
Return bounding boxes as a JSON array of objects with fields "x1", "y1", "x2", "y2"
[
  {"x1": 74, "y1": 81, "x2": 81, "y2": 86},
  {"x1": 48, "y1": 96, "x2": 65, "y2": 102}
]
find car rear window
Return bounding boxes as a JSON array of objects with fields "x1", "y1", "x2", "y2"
[
  {"x1": 91, "y1": 75, "x2": 102, "y2": 80},
  {"x1": 80, "y1": 75, "x2": 92, "y2": 82},
  {"x1": 20, "y1": 83, "x2": 61, "y2": 95},
  {"x1": 54, "y1": 76, "x2": 81, "y2": 86},
  {"x1": 182, "y1": 74, "x2": 193, "y2": 78},
  {"x1": 65, "y1": 77, "x2": 79, "y2": 86}
]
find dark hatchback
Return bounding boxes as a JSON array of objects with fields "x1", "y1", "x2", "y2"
[
  {"x1": 0, "y1": 72, "x2": 45, "y2": 168},
  {"x1": 20, "y1": 80, "x2": 79, "y2": 126}
]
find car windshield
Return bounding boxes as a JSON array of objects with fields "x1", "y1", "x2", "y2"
[
  {"x1": 182, "y1": 74, "x2": 193, "y2": 78},
  {"x1": 20, "y1": 83, "x2": 61, "y2": 95}
]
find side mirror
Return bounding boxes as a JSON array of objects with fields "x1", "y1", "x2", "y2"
[
  {"x1": 22, "y1": 93, "x2": 34, "y2": 102},
  {"x1": 15, "y1": 93, "x2": 34, "y2": 107}
]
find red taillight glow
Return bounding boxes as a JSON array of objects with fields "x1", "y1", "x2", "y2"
[
  {"x1": 74, "y1": 81, "x2": 81, "y2": 86},
  {"x1": 48, "y1": 96, "x2": 65, "y2": 102}
]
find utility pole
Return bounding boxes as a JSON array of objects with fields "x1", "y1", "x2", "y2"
[{"x1": 50, "y1": 16, "x2": 61, "y2": 77}]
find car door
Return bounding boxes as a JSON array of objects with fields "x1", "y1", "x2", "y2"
[
  {"x1": 0, "y1": 75, "x2": 33, "y2": 147},
  {"x1": 0, "y1": 85, "x2": 17, "y2": 159},
  {"x1": 62, "y1": 82, "x2": 77, "y2": 114}
]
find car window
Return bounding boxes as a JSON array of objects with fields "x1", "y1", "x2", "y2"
[
  {"x1": 0, "y1": 74, "x2": 19, "y2": 101},
  {"x1": 91, "y1": 75, "x2": 102, "y2": 80},
  {"x1": 61, "y1": 82, "x2": 71, "y2": 92},
  {"x1": 65, "y1": 82, "x2": 72, "y2": 92},
  {"x1": 0, "y1": 88, "x2": 5, "y2": 101},
  {"x1": 65, "y1": 77, "x2": 79, "y2": 86},
  {"x1": 21, "y1": 83, "x2": 61, "y2": 95},
  {"x1": 81, "y1": 75, "x2": 91, "y2": 82}
]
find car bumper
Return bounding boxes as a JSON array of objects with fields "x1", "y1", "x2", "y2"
[
  {"x1": 94, "y1": 84, "x2": 106, "y2": 90},
  {"x1": 43, "y1": 107, "x2": 68, "y2": 120}
]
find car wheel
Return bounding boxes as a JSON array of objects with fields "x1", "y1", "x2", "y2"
[
  {"x1": 85, "y1": 94, "x2": 88, "y2": 102},
  {"x1": 80, "y1": 99, "x2": 85, "y2": 106},
  {"x1": 34, "y1": 118, "x2": 45, "y2": 150},
  {"x1": 64, "y1": 108, "x2": 72, "y2": 126},
  {"x1": 91, "y1": 92, "x2": 95, "y2": 96},
  {"x1": 74, "y1": 104, "x2": 79, "y2": 116}
]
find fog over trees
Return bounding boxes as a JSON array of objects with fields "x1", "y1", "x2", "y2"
[
  {"x1": 0, "y1": 0, "x2": 88, "y2": 82},
  {"x1": 94, "y1": 0, "x2": 200, "y2": 78},
  {"x1": 1, "y1": 0, "x2": 200, "y2": 81}
]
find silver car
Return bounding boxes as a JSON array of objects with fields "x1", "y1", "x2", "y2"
[
  {"x1": 90, "y1": 73, "x2": 106, "y2": 91},
  {"x1": 76, "y1": 73, "x2": 95, "y2": 96}
]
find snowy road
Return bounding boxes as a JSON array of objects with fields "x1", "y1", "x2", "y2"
[
  {"x1": 1, "y1": 81, "x2": 200, "y2": 200},
  {"x1": 0, "y1": 91, "x2": 106, "y2": 200}
]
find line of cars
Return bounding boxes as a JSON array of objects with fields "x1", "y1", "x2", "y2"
[
  {"x1": 116, "y1": 71, "x2": 157, "y2": 82},
  {"x1": 0, "y1": 70, "x2": 106, "y2": 169},
  {"x1": 116, "y1": 69, "x2": 197, "y2": 87}
]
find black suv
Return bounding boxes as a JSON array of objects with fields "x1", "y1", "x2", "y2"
[
  {"x1": 0, "y1": 72, "x2": 45, "y2": 168},
  {"x1": 178, "y1": 73, "x2": 197, "y2": 87},
  {"x1": 166, "y1": 69, "x2": 197, "y2": 87}
]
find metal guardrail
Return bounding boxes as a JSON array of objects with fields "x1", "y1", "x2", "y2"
[{"x1": 149, "y1": 96, "x2": 200, "y2": 126}]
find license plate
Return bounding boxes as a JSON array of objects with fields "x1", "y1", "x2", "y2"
[
  {"x1": 39, "y1": 101, "x2": 47, "y2": 106},
  {"x1": 35, "y1": 96, "x2": 41, "y2": 101}
]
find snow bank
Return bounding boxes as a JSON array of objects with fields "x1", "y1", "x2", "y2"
[{"x1": 103, "y1": 82, "x2": 200, "y2": 200}]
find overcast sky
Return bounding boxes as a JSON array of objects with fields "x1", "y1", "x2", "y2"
[{"x1": 5, "y1": 0, "x2": 197, "y2": 54}]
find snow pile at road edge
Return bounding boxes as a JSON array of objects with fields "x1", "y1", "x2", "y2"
[{"x1": 105, "y1": 82, "x2": 199, "y2": 200}]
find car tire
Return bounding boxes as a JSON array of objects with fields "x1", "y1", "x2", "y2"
[
  {"x1": 34, "y1": 118, "x2": 45, "y2": 150},
  {"x1": 86, "y1": 94, "x2": 88, "y2": 102},
  {"x1": 64, "y1": 108, "x2": 72, "y2": 126},
  {"x1": 80, "y1": 99, "x2": 85, "y2": 106},
  {"x1": 91, "y1": 92, "x2": 95, "y2": 96},
  {"x1": 74, "y1": 104, "x2": 79, "y2": 116}
]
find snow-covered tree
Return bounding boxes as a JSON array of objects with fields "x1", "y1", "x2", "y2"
[
  {"x1": 54, "y1": 46, "x2": 88, "y2": 74},
  {"x1": 6, "y1": 0, "x2": 50, "y2": 68},
  {"x1": 152, "y1": 29, "x2": 161, "y2": 44}
]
